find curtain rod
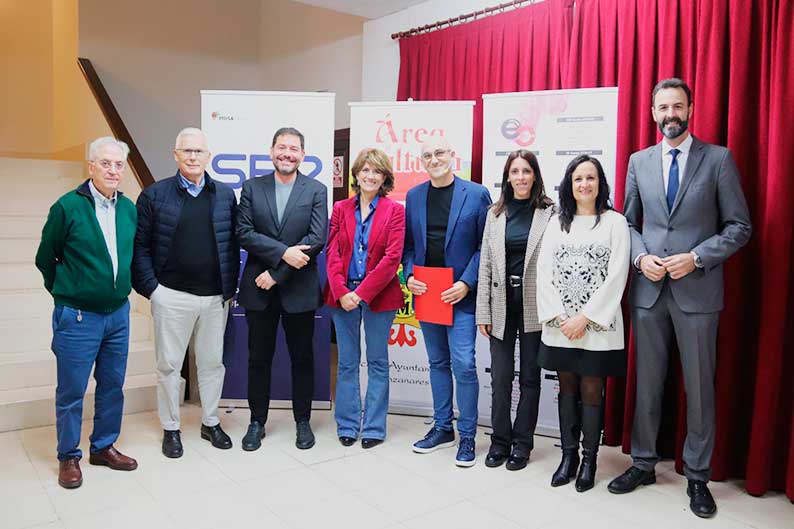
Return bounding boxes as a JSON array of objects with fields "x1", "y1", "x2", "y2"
[{"x1": 390, "y1": 0, "x2": 540, "y2": 40}]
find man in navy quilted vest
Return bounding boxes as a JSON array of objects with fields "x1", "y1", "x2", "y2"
[{"x1": 132, "y1": 127, "x2": 239, "y2": 459}]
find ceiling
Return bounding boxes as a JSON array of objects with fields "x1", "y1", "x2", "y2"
[{"x1": 290, "y1": 0, "x2": 429, "y2": 19}]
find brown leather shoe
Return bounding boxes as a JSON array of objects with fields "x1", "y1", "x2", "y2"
[
  {"x1": 58, "y1": 458, "x2": 83, "y2": 489},
  {"x1": 88, "y1": 445, "x2": 138, "y2": 471}
]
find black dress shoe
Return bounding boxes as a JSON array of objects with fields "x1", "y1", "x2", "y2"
[
  {"x1": 607, "y1": 466, "x2": 656, "y2": 494},
  {"x1": 361, "y1": 438, "x2": 383, "y2": 449},
  {"x1": 485, "y1": 451, "x2": 508, "y2": 468},
  {"x1": 162, "y1": 430, "x2": 183, "y2": 458},
  {"x1": 296, "y1": 421, "x2": 315, "y2": 450},
  {"x1": 242, "y1": 421, "x2": 266, "y2": 451},
  {"x1": 505, "y1": 454, "x2": 529, "y2": 471},
  {"x1": 687, "y1": 480, "x2": 717, "y2": 518},
  {"x1": 339, "y1": 436, "x2": 356, "y2": 447},
  {"x1": 201, "y1": 424, "x2": 233, "y2": 449}
]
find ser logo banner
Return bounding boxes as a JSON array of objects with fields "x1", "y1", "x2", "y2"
[{"x1": 211, "y1": 154, "x2": 323, "y2": 189}]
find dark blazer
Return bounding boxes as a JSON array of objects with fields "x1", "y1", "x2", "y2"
[
  {"x1": 236, "y1": 171, "x2": 328, "y2": 313},
  {"x1": 402, "y1": 176, "x2": 492, "y2": 314},
  {"x1": 132, "y1": 172, "x2": 239, "y2": 301},
  {"x1": 623, "y1": 135, "x2": 752, "y2": 312},
  {"x1": 323, "y1": 195, "x2": 405, "y2": 312}
]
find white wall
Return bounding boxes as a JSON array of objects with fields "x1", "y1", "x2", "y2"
[
  {"x1": 80, "y1": 0, "x2": 263, "y2": 179},
  {"x1": 79, "y1": 0, "x2": 364, "y2": 179},
  {"x1": 362, "y1": 0, "x2": 506, "y2": 101},
  {"x1": 258, "y1": 0, "x2": 365, "y2": 129}
]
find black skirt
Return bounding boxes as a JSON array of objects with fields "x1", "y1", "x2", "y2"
[{"x1": 538, "y1": 342, "x2": 626, "y2": 377}]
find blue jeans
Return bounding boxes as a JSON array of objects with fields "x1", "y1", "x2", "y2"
[
  {"x1": 420, "y1": 308, "x2": 478, "y2": 438},
  {"x1": 332, "y1": 303, "x2": 395, "y2": 440},
  {"x1": 51, "y1": 302, "x2": 130, "y2": 461}
]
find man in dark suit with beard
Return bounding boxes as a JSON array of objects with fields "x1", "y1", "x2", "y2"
[{"x1": 236, "y1": 127, "x2": 328, "y2": 451}]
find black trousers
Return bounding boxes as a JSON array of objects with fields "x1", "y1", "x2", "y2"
[
  {"x1": 488, "y1": 286, "x2": 541, "y2": 457},
  {"x1": 245, "y1": 292, "x2": 315, "y2": 424}
]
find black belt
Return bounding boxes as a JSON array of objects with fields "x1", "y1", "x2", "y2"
[
  {"x1": 509, "y1": 275, "x2": 523, "y2": 288},
  {"x1": 347, "y1": 279, "x2": 363, "y2": 287}
]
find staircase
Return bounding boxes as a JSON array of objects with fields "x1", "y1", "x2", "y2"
[{"x1": 0, "y1": 157, "x2": 161, "y2": 432}]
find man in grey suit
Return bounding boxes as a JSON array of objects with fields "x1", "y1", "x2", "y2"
[
  {"x1": 608, "y1": 78, "x2": 751, "y2": 518},
  {"x1": 236, "y1": 127, "x2": 328, "y2": 451}
]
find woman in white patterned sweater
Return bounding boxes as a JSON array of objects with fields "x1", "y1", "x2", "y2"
[{"x1": 536, "y1": 155, "x2": 630, "y2": 493}]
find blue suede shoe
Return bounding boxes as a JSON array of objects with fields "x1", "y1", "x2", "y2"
[
  {"x1": 455, "y1": 437, "x2": 476, "y2": 467},
  {"x1": 412, "y1": 427, "x2": 456, "y2": 453}
]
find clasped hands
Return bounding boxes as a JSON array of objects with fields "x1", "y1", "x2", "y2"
[
  {"x1": 406, "y1": 276, "x2": 469, "y2": 305},
  {"x1": 639, "y1": 253, "x2": 696, "y2": 281},
  {"x1": 255, "y1": 244, "x2": 313, "y2": 290}
]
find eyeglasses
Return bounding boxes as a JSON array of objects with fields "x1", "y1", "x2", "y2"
[
  {"x1": 421, "y1": 149, "x2": 450, "y2": 162},
  {"x1": 176, "y1": 148, "x2": 209, "y2": 158},
  {"x1": 91, "y1": 159, "x2": 126, "y2": 171}
]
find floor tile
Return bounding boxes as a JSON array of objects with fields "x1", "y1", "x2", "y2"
[
  {"x1": 274, "y1": 491, "x2": 396, "y2": 529},
  {"x1": 59, "y1": 502, "x2": 176, "y2": 529},
  {"x1": 4, "y1": 406, "x2": 791, "y2": 529},
  {"x1": 402, "y1": 500, "x2": 523, "y2": 529}
]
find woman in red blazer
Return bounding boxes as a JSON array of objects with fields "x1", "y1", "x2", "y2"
[{"x1": 323, "y1": 148, "x2": 405, "y2": 448}]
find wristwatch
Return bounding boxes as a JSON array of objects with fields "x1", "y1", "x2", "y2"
[{"x1": 691, "y1": 251, "x2": 703, "y2": 269}]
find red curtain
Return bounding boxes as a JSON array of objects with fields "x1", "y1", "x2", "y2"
[{"x1": 398, "y1": 0, "x2": 794, "y2": 499}]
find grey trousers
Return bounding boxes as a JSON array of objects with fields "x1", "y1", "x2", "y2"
[
  {"x1": 630, "y1": 281, "x2": 719, "y2": 482},
  {"x1": 151, "y1": 285, "x2": 228, "y2": 431}
]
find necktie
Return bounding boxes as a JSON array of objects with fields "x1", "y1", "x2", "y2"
[{"x1": 666, "y1": 148, "x2": 680, "y2": 211}]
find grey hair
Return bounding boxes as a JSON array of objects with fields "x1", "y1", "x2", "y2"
[
  {"x1": 175, "y1": 127, "x2": 207, "y2": 148},
  {"x1": 87, "y1": 136, "x2": 130, "y2": 160}
]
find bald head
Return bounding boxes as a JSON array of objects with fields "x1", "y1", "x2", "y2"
[
  {"x1": 421, "y1": 134, "x2": 452, "y2": 155},
  {"x1": 420, "y1": 135, "x2": 455, "y2": 185}
]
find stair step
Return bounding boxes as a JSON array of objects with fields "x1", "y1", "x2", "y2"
[
  {"x1": 0, "y1": 341, "x2": 156, "y2": 391},
  {"x1": 0, "y1": 157, "x2": 84, "y2": 180},
  {"x1": 0, "y1": 238, "x2": 39, "y2": 263},
  {"x1": 0, "y1": 215, "x2": 47, "y2": 239},
  {"x1": 0, "y1": 289, "x2": 150, "y2": 320},
  {"x1": 0, "y1": 176, "x2": 86, "y2": 215},
  {"x1": 0, "y1": 312, "x2": 151, "y2": 354},
  {"x1": 0, "y1": 263, "x2": 42, "y2": 290},
  {"x1": 0, "y1": 373, "x2": 164, "y2": 432}
]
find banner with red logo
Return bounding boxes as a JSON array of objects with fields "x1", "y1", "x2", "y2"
[
  {"x1": 481, "y1": 87, "x2": 618, "y2": 435},
  {"x1": 349, "y1": 101, "x2": 474, "y2": 416},
  {"x1": 482, "y1": 88, "x2": 619, "y2": 203}
]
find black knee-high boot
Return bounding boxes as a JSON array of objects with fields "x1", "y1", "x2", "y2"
[
  {"x1": 575, "y1": 404, "x2": 601, "y2": 492},
  {"x1": 551, "y1": 394, "x2": 580, "y2": 487}
]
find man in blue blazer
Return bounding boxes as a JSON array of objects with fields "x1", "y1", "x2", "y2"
[{"x1": 403, "y1": 136, "x2": 492, "y2": 467}]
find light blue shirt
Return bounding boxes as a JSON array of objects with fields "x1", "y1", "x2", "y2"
[
  {"x1": 88, "y1": 180, "x2": 118, "y2": 280},
  {"x1": 348, "y1": 194, "x2": 379, "y2": 282},
  {"x1": 179, "y1": 172, "x2": 206, "y2": 197}
]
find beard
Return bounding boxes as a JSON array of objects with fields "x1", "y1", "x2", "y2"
[
  {"x1": 274, "y1": 157, "x2": 299, "y2": 176},
  {"x1": 657, "y1": 116, "x2": 689, "y2": 139}
]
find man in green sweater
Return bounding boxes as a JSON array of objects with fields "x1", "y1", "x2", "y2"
[{"x1": 36, "y1": 136, "x2": 139, "y2": 489}]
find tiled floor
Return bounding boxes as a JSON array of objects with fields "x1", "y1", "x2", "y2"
[{"x1": 3, "y1": 404, "x2": 792, "y2": 529}]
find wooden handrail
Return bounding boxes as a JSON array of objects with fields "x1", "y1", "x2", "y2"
[{"x1": 78, "y1": 58, "x2": 155, "y2": 188}]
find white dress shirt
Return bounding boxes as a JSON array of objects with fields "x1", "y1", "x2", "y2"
[{"x1": 661, "y1": 133, "x2": 693, "y2": 194}]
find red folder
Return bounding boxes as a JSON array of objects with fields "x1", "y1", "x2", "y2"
[{"x1": 413, "y1": 266, "x2": 454, "y2": 325}]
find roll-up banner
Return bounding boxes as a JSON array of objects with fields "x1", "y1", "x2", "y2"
[
  {"x1": 481, "y1": 87, "x2": 619, "y2": 435},
  {"x1": 201, "y1": 90, "x2": 335, "y2": 409},
  {"x1": 348, "y1": 101, "x2": 475, "y2": 417}
]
